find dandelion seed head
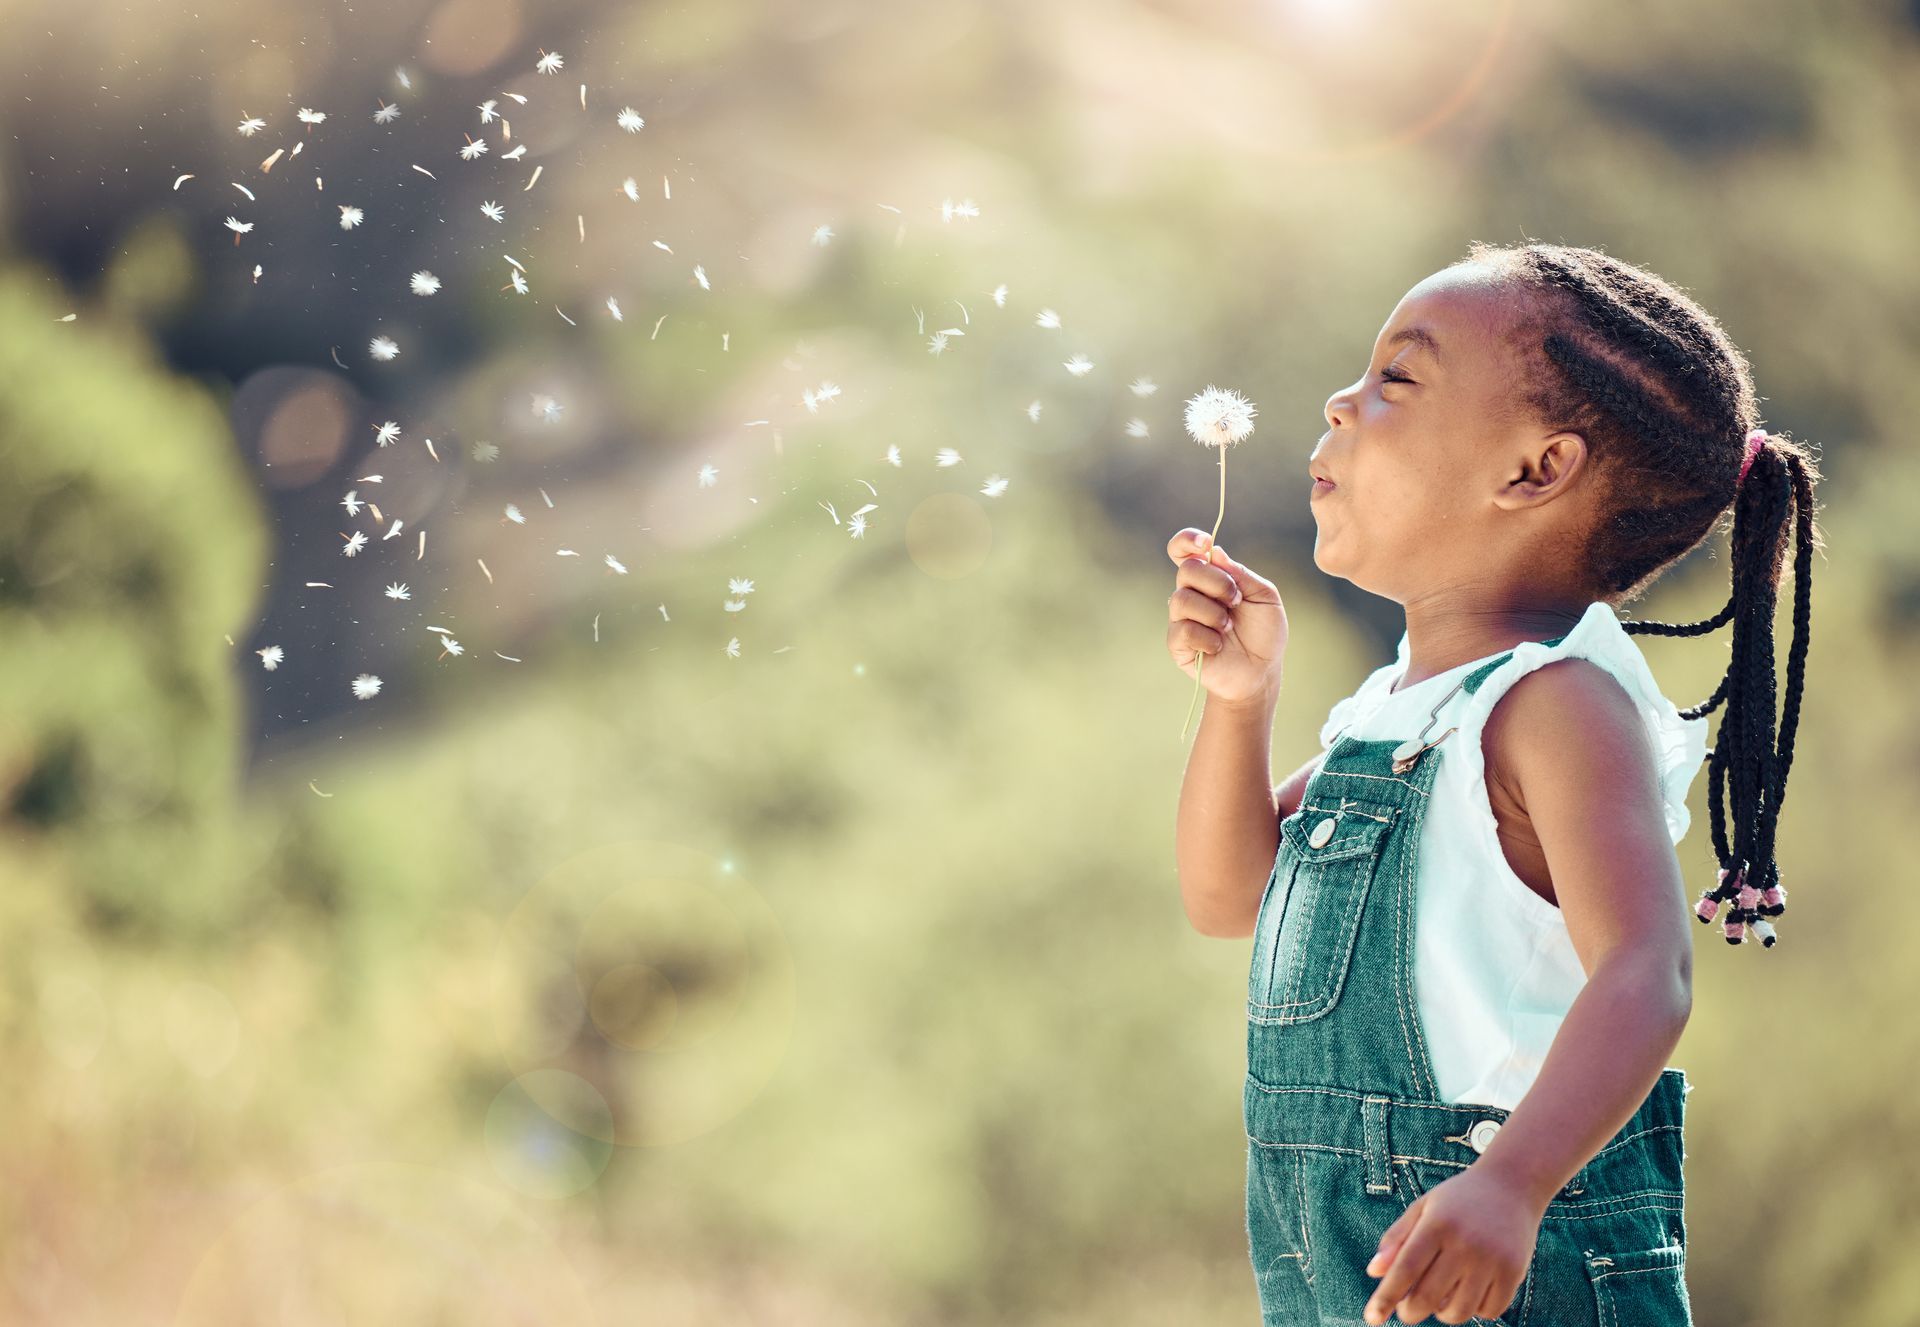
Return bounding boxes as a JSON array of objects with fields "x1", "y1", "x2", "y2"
[{"x1": 1183, "y1": 384, "x2": 1258, "y2": 448}]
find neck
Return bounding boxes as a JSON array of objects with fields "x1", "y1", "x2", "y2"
[{"x1": 1393, "y1": 594, "x2": 1595, "y2": 691}]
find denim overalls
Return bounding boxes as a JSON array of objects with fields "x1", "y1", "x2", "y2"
[{"x1": 1244, "y1": 650, "x2": 1694, "y2": 1327}]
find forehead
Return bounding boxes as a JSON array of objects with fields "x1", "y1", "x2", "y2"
[{"x1": 1377, "y1": 266, "x2": 1527, "y2": 368}]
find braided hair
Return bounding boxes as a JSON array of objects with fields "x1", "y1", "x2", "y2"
[{"x1": 1460, "y1": 240, "x2": 1825, "y2": 949}]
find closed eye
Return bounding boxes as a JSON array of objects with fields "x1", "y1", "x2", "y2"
[{"x1": 1380, "y1": 366, "x2": 1415, "y2": 386}]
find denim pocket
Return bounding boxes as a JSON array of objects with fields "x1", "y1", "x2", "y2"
[
  {"x1": 1248, "y1": 805, "x2": 1396, "y2": 1025},
  {"x1": 1584, "y1": 1244, "x2": 1692, "y2": 1327}
]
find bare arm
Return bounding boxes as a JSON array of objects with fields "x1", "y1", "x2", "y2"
[
  {"x1": 1468, "y1": 660, "x2": 1694, "y2": 1208},
  {"x1": 1177, "y1": 691, "x2": 1325, "y2": 939}
]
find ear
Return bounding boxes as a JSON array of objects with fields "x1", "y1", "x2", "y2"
[{"x1": 1493, "y1": 429, "x2": 1587, "y2": 510}]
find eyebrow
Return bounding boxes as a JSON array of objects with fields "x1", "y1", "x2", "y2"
[{"x1": 1386, "y1": 326, "x2": 1444, "y2": 364}]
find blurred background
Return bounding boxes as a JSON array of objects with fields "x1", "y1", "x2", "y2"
[{"x1": 0, "y1": 0, "x2": 1909, "y2": 1322}]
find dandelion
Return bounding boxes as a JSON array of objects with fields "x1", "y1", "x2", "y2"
[
  {"x1": 460, "y1": 135, "x2": 488, "y2": 160},
  {"x1": 693, "y1": 264, "x2": 709, "y2": 290},
  {"x1": 991, "y1": 283, "x2": 1008, "y2": 307},
  {"x1": 505, "y1": 269, "x2": 528, "y2": 295},
  {"x1": 605, "y1": 553, "x2": 628, "y2": 574},
  {"x1": 503, "y1": 503, "x2": 525, "y2": 524},
  {"x1": 1125, "y1": 418, "x2": 1150, "y2": 438},
  {"x1": 478, "y1": 98, "x2": 500, "y2": 123},
  {"x1": 375, "y1": 420, "x2": 401, "y2": 446},
  {"x1": 616, "y1": 106, "x2": 644, "y2": 132},
  {"x1": 723, "y1": 599, "x2": 745, "y2": 614},
  {"x1": 223, "y1": 216, "x2": 252, "y2": 245},
  {"x1": 1035, "y1": 308, "x2": 1061, "y2": 329},
  {"x1": 258, "y1": 645, "x2": 285, "y2": 670},
  {"x1": 928, "y1": 332, "x2": 948, "y2": 355},
  {"x1": 338, "y1": 204, "x2": 364, "y2": 229},
  {"x1": 729, "y1": 577, "x2": 755, "y2": 596},
  {"x1": 536, "y1": 49, "x2": 563, "y2": 74},
  {"x1": 941, "y1": 198, "x2": 978, "y2": 222},
  {"x1": 369, "y1": 335, "x2": 399, "y2": 361},
  {"x1": 812, "y1": 224, "x2": 834, "y2": 246},
  {"x1": 1178, "y1": 384, "x2": 1259, "y2": 740},
  {"x1": 237, "y1": 115, "x2": 266, "y2": 137},
  {"x1": 342, "y1": 530, "x2": 369, "y2": 557},
  {"x1": 297, "y1": 108, "x2": 327, "y2": 129},
  {"x1": 351, "y1": 673, "x2": 382, "y2": 699},
  {"x1": 438, "y1": 636, "x2": 464, "y2": 659},
  {"x1": 697, "y1": 464, "x2": 718, "y2": 488},
  {"x1": 341, "y1": 490, "x2": 363, "y2": 517},
  {"x1": 385, "y1": 583, "x2": 411, "y2": 600},
  {"x1": 472, "y1": 441, "x2": 500, "y2": 462},
  {"x1": 621, "y1": 177, "x2": 640, "y2": 201},
  {"x1": 884, "y1": 444, "x2": 903, "y2": 466},
  {"x1": 607, "y1": 296, "x2": 623, "y2": 321},
  {"x1": 480, "y1": 200, "x2": 504, "y2": 222},
  {"x1": 1064, "y1": 353, "x2": 1094, "y2": 377},
  {"x1": 410, "y1": 270, "x2": 441, "y2": 296},
  {"x1": 501, "y1": 144, "x2": 527, "y2": 161},
  {"x1": 723, "y1": 637, "x2": 741, "y2": 659},
  {"x1": 935, "y1": 447, "x2": 963, "y2": 467},
  {"x1": 1026, "y1": 400, "x2": 1042, "y2": 422},
  {"x1": 981, "y1": 475, "x2": 1010, "y2": 497},
  {"x1": 847, "y1": 512, "x2": 869, "y2": 539},
  {"x1": 374, "y1": 101, "x2": 401, "y2": 124}
]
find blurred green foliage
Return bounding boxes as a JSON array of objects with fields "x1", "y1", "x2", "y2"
[{"x1": 0, "y1": 0, "x2": 1914, "y2": 1323}]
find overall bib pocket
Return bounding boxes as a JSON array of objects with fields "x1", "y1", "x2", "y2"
[{"x1": 1248, "y1": 805, "x2": 1397, "y2": 1026}]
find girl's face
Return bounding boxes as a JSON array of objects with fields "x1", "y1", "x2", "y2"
[{"x1": 1308, "y1": 264, "x2": 1590, "y2": 601}]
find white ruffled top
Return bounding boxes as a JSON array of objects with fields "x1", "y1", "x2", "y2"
[{"x1": 1314, "y1": 599, "x2": 1710, "y2": 1109}]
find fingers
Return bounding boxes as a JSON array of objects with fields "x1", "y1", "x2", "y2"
[
  {"x1": 1435, "y1": 1270, "x2": 1491, "y2": 1324},
  {"x1": 1169, "y1": 618, "x2": 1227, "y2": 666},
  {"x1": 1364, "y1": 1224, "x2": 1443, "y2": 1326},
  {"x1": 1366, "y1": 1197, "x2": 1420, "y2": 1278},
  {"x1": 1165, "y1": 527, "x2": 1218, "y2": 564},
  {"x1": 1168, "y1": 585, "x2": 1235, "y2": 635}
]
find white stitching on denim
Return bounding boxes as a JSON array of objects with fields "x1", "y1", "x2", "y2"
[{"x1": 1294, "y1": 1149, "x2": 1315, "y2": 1287}]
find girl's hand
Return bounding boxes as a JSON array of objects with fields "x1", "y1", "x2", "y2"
[
  {"x1": 1164, "y1": 528, "x2": 1287, "y2": 706},
  {"x1": 1364, "y1": 1164, "x2": 1541, "y2": 1325}
]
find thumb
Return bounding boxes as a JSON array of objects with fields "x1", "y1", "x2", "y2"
[{"x1": 1367, "y1": 1195, "x2": 1423, "y2": 1277}]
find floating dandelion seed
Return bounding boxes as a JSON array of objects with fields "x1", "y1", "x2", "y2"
[
  {"x1": 812, "y1": 224, "x2": 834, "y2": 246},
  {"x1": 480, "y1": 200, "x2": 504, "y2": 222},
  {"x1": 472, "y1": 441, "x2": 500, "y2": 462},
  {"x1": 385, "y1": 583, "x2": 411, "y2": 600},
  {"x1": 223, "y1": 216, "x2": 253, "y2": 245},
  {"x1": 991, "y1": 283, "x2": 1009, "y2": 306},
  {"x1": 341, "y1": 490, "x2": 363, "y2": 517},
  {"x1": 505, "y1": 269, "x2": 528, "y2": 295},
  {"x1": 981, "y1": 475, "x2": 1010, "y2": 497},
  {"x1": 1125, "y1": 418, "x2": 1151, "y2": 439},
  {"x1": 606, "y1": 296, "x2": 623, "y2": 321},
  {"x1": 460, "y1": 135, "x2": 488, "y2": 160},
  {"x1": 935, "y1": 448, "x2": 963, "y2": 467},
  {"x1": 501, "y1": 144, "x2": 527, "y2": 160},
  {"x1": 351, "y1": 673, "x2": 382, "y2": 700},
  {"x1": 616, "y1": 106, "x2": 644, "y2": 132},
  {"x1": 724, "y1": 637, "x2": 741, "y2": 659},
  {"x1": 342, "y1": 530, "x2": 369, "y2": 557},
  {"x1": 941, "y1": 198, "x2": 979, "y2": 221},
  {"x1": 847, "y1": 513, "x2": 869, "y2": 539},
  {"x1": 1131, "y1": 376, "x2": 1159, "y2": 396},
  {"x1": 374, "y1": 421, "x2": 401, "y2": 446},
  {"x1": 410, "y1": 270, "x2": 441, "y2": 296},
  {"x1": 338, "y1": 204, "x2": 364, "y2": 229},
  {"x1": 373, "y1": 101, "x2": 401, "y2": 124},
  {"x1": 478, "y1": 99, "x2": 499, "y2": 123},
  {"x1": 1179, "y1": 384, "x2": 1259, "y2": 740},
  {"x1": 693, "y1": 265, "x2": 710, "y2": 290},
  {"x1": 1027, "y1": 400, "x2": 1043, "y2": 422},
  {"x1": 605, "y1": 553, "x2": 628, "y2": 574},
  {"x1": 884, "y1": 444, "x2": 903, "y2": 466},
  {"x1": 928, "y1": 332, "x2": 949, "y2": 355},
  {"x1": 257, "y1": 645, "x2": 284, "y2": 670},
  {"x1": 236, "y1": 115, "x2": 266, "y2": 137},
  {"x1": 723, "y1": 599, "x2": 745, "y2": 614},
  {"x1": 536, "y1": 49, "x2": 563, "y2": 74},
  {"x1": 697, "y1": 464, "x2": 718, "y2": 488},
  {"x1": 1035, "y1": 308, "x2": 1061, "y2": 329},
  {"x1": 503, "y1": 503, "x2": 525, "y2": 524},
  {"x1": 369, "y1": 335, "x2": 399, "y2": 361},
  {"x1": 296, "y1": 108, "x2": 327, "y2": 128},
  {"x1": 438, "y1": 637, "x2": 464, "y2": 659},
  {"x1": 1063, "y1": 353, "x2": 1094, "y2": 377},
  {"x1": 730, "y1": 577, "x2": 756, "y2": 596},
  {"x1": 620, "y1": 177, "x2": 640, "y2": 202}
]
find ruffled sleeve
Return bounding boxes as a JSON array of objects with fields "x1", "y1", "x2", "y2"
[{"x1": 1450, "y1": 601, "x2": 1710, "y2": 846}]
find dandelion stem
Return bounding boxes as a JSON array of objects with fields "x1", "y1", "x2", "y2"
[{"x1": 1180, "y1": 448, "x2": 1229, "y2": 741}]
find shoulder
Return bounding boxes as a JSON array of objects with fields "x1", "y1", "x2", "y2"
[{"x1": 1481, "y1": 656, "x2": 1653, "y2": 796}]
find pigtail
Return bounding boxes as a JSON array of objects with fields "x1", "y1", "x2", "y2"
[{"x1": 1624, "y1": 432, "x2": 1823, "y2": 946}]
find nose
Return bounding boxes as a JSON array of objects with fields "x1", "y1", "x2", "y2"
[{"x1": 1324, "y1": 384, "x2": 1354, "y2": 430}]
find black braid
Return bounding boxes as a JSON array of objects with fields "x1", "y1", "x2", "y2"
[{"x1": 1460, "y1": 241, "x2": 1827, "y2": 950}]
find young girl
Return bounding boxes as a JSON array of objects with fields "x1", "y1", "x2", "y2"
[{"x1": 1166, "y1": 241, "x2": 1822, "y2": 1326}]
